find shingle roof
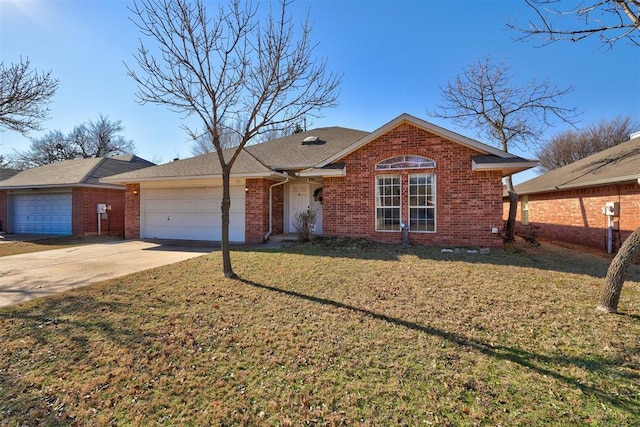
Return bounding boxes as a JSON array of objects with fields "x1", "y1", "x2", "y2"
[
  {"x1": 0, "y1": 168, "x2": 21, "y2": 181},
  {"x1": 516, "y1": 135, "x2": 640, "y2": 195},
  {"x1": 0, "y1": 155, "x2": 155, "y2": 189},
  {"x1": 101, "y1": 149, "x2": 272, "y2": 182},
  {"x1": 245, "y1": 127, "x2": 368, "y2": 169},
  {"x1": 102, "y1": 114, "x2": 537, "y2": 184}
]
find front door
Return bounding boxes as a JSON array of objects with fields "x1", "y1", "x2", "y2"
[{"x1": 289, "y1": 183, "x2": 310, "y2": 232}]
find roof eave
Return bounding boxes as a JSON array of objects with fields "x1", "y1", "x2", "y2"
[
  {"x1": 100, "y1": 170, "x2": 286, "y2": 185},
  {"x1": 518, "y1": 174, "x2": 640, "y2": 195},
  {"x1": 0, "y1": 183, "x2": 125, "y2": 191},
  {"x1": 296, "y1": 166, "x2": 347, "y2": 178},
  {"x1": 472, "y1": 160, "x2": 538, "y2": 176}
]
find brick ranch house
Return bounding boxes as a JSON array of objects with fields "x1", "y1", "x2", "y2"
[
  {"x1": 506, "y1": 133, "x2": 640, "y2": 253},
  {"x1": 0, "y1": 155, "x2": 154, "y2": 236},
  {"x1": 102, "y1": 114, "x2": 536, "y2": 248}
]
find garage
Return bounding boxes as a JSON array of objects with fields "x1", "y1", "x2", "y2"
[
  {"x1": 13, "y1": 193, "x2": 72, "y2": 235},
  {"x1": 142, "y1": 186, "x2": 245, "y2": 242}
]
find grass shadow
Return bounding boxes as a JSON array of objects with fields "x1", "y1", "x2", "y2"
[{"x1": 237, "y1": 276, "x2": 640, "y2": 417}]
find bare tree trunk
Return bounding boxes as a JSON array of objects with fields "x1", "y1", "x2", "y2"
[
  {"x1": 221, "y1": 168, "x2": 237, "y2": 279},
  {"x1": 504, "y1": 176, "x2": 518, "y2": 243},
  {"x1": 598, "y1": 227, "x2": 640, "y2": 313}
]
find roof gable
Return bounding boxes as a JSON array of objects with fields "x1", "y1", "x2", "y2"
[
  {"x1": 317, "y1": 113, "x2": 520, "y2": 167},
  {"x1": 516, "y1": 135, "x2": 640, "y2": 195}
]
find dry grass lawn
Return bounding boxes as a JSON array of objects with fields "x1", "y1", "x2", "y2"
[
  {"x1": 0, "y1": 236, "x2": 122, "y2": 258},
  {"x1": 1, "y1": 238, "x2": 639, "y2": 426}
]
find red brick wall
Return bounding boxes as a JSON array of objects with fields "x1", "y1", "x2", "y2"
[
  {"x1": 323, "y1": 123, "x2": 504, "y2": 248},
  {"x1": 507, "y1": 182, "x2": 640, "y2": 251},
  {"x1": 0, "y1": 190, "x2": 6, "y2": 233},
  {"x1": 124, "y1": 184, "x2": 141, "y2": 240},
  {"x1": 72, "y1": 187, "x2": 126, "y2": 236},
  {"x1": 245, "y1": 179, "x2": 286, "y2": 243}
]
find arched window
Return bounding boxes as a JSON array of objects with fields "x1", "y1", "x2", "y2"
[{"x1": 375, "y1": 155, "x2": 435, "y2": 170}]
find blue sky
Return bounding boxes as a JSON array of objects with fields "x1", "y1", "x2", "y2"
[{"x1": 1, "y1": 0, "x2": 638, "y2": 184}]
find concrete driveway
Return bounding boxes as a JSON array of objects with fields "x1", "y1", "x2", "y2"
[{"x1": 0, "y1": 240, "x2": 214, "y2": 308}]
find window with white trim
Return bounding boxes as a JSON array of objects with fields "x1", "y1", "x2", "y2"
[
  {"x1": 375, "y1": 175, "x2": 401, "y2": 231},
  {"x1": 408, "y1": 174, "x2": 436, "y2": 232}
]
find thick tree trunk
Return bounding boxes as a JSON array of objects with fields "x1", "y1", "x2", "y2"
[
  {"x1": 598, "y1": 227, "x2": 640, "y2": 313},
  {"x1": 504, "y1": 176, "x2": 518, "y2": 243},
  {"x1": 221, "y1": 168, "x2": 237, "y2": 279}
]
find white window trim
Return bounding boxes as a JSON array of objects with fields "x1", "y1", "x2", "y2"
[
  {"x1": 408, "y1": 173, "x2": 436, "y2": 233},
  {"x1": 375, "y1": 174, "x2": 401, "y2": 232}
]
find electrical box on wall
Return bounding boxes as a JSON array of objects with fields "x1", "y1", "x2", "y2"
[
  {"x1": 97, "y1": 204, "x2": 107, "y2": 214},
  {"x1": 603, "y1": 201, "x2": 620, "y2": 217}
]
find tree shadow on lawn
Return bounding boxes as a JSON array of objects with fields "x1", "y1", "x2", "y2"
[
  {"x1": 238, "y1": 276, "x2": 639, "y2": 417},
  {"x1": 253, "y1": 237, "x2": 640, "y2": 282},
  {"x1": 0, "y1": 294, "x2": 163, "y2": 425}
]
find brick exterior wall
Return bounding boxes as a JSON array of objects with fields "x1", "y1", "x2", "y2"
[
  {"x1": 323, "y1": 123, "x2": 504, "y2": 248},
  {"x1": 506, "y1": 182, "x2": 640, "y2": 251},
  {"x1": 0, "y1": 190, "x2": 6, "y2": 233},
  {"x1": 71, "y1": 187, "x2": 126, "y2": 236},
  {"x1": 124, "y1": 184, "x2": 141, "y2": 240},
  {"x1": 245, "y1": 178, "x2": 284, "y2": 243}
]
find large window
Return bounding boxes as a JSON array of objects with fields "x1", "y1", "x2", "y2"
[
  {"x1": 375, "y1": 175, "x2": 401, "y2": 231},
  {"x1": 409, "y1": 174, "x2": 436, "y2": 232}
]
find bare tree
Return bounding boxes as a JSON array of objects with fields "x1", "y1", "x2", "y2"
[
  {"x1": 0, "y1": 58, "x2": 58, "y2": 135},
  {"x1": 598, "y1": 228, "x2": 640, "y2": 313},
  {"x1": 10, "y1": 115, "x2": 136, "y2": 169},
  {"x1": 509, "y1": 0, "x2": 640, "y2": 48},
  {"x1": 537, "y1": 115, "x2": 639, "y2": 172},
  {"x1": 127, "y1": 0, "x2": 341, "y2": 278},
  {"x1": 71, "y1": 114, "x2": 136, "y2": 158},
  {"x1": 429, "y1": 56, "x2": 579, "y2": 242}
]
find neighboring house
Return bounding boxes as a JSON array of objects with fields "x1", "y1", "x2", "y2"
[
  {"x1": 507, "y1": 134, "x2": 640, "y2": 252},
  {"x1": 0, "y1": 155, "x2": 154, "y2": 236},
  {"x1": 0, "y1": 168, "x2": 21, "y2": 182},
  {"x1": 102, "y1": 114, "x2": 536, "y2": 248}
]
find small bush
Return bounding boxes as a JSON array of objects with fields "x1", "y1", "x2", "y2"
[{"x1": 293, "y1": 209, "x2": 317, "y2": 242}]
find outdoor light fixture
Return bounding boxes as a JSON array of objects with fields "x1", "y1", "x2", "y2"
[
  {"x1": 133, "y1": 190, "x2": 138, "y2": 195},
  {"x1": 245, "y1": 187, "x2": 249, "y2": 193}
]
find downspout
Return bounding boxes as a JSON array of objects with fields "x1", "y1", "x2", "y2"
[{"x1": 264, "y1": 175, "x2": 289, "y2": 241}]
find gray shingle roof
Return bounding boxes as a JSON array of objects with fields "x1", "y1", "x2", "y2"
[
  {"x1": 516, "y1": 135, "x2": 640, "y2": 195},
  {"x1": 101, "y1": 149, "x2": 272, "y2": 182},
  {"x1": 245, "y1": 127, "x2": 368, "y2": 169},
  {"x1": 0, "y1": 155, "x2": 154, "y2": 189},
  {"x1": 0, "y1": 168, "x2": 21, "y2": 181}
]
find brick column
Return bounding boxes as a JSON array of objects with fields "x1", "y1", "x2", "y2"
[{"x1": 125, "y1": 184, "x2": 141, "y2": 240}]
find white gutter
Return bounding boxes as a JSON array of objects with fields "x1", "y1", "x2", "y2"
[{"x1": 264, "y1": 174, "x2": 290, "y2": 241}]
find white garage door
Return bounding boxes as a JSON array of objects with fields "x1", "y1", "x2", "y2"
[
  {"x1": 142, "y1": 186, "x2": 245, "y2": 242},
  {"x1": 13, "y1": 193, "x2": 72, "y2": 235}
]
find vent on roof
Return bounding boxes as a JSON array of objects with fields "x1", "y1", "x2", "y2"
[{"x1": 302, "y1": 135, "x2": 324, "y2": 145}]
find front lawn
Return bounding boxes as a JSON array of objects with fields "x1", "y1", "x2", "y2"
[{"x1": 1, "y1": 240, "x2": 638, "y2": 425}]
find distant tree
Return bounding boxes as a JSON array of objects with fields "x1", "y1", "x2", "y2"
[
  {"x1": 0, "y1": 58, "x2": 58, "y2": 135},
  {"x1": 10, "y1": 115, "x2": 136, "y2": 168},
  {"x1": 71, "y1": 114, "x2": 135, "y2": 158},
  {"x1": 127, "y1": 0, "x2": 340, "y2": 278},
  {"x1": 509, "y1": 0, "x2": 640, "y2": 48},
  {"x1": 0, "y1": 154, "x2": 10, "y2": 168},
  {"x1": 429, "y1": 56, "x2": 579, "y2": 242},
  {"x1": 537, "y1": 115, "x2": 639, "y2": 172}
]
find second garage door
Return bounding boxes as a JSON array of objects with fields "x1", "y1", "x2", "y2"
[
  {"x1": 142, "y1": 186, "x2": 245, "y2": 242},
  {"x1": 13, "y1": 193, "x2": 72, "y2": 235}
]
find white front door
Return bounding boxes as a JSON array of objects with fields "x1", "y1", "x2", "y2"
[{"x1": 289, "y1": 183, "x2": 310, "y2": 232}]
